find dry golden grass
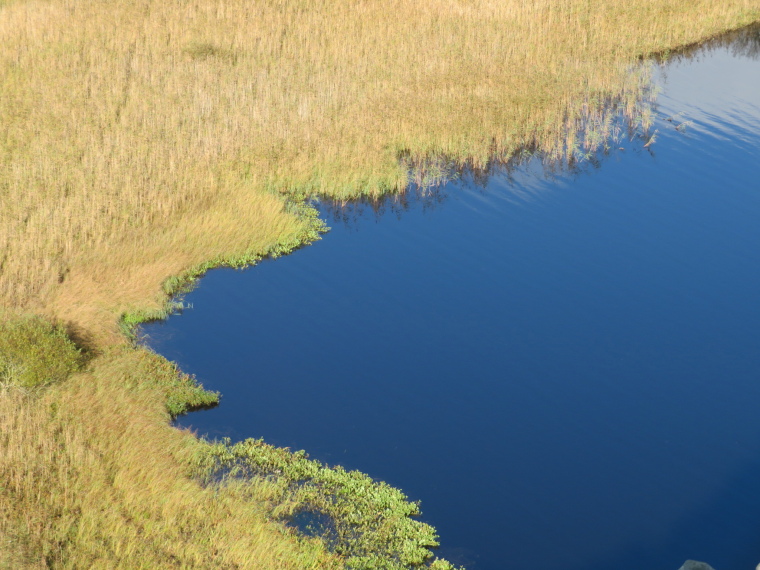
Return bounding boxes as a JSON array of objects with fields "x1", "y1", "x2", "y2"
[
  {"x1": 0, "y1": 347, "x2": 340, "y2": 569},
  {"x1": 1, "y1": 0, "x2": 758, "y2": 337},
  {"x1": 1, "y1": 0, "x2": 759, "y2": 567}
]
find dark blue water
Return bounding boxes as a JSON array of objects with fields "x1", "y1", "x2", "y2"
[{"x1": 144, "y1": 37, "x2": 760, "y2": 570}]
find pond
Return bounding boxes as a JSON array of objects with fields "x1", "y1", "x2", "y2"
[{"x1": 143, "y1": 29, "x2": 760, "y2": 570}]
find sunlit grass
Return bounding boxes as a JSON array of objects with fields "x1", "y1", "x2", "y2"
[
  {"x1": 1, "y1": 0, "x2": 758, "y2": 336},
  {"x1": 0, "y1": 343, "x2": 340, "y2": 569},
  {"x1": 1, "y1": 0, "x2": 758, "y2": 567}
]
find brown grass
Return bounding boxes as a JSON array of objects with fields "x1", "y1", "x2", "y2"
[
  {"x1": 1, "y1": 0, "x2": 758, "y2": 337},
  {"x1": 1, "y1": 0, "x2": 759, "y2": 567},
  {"x1": 0, "y1": 347, "x2": 339, "y2": 569}
]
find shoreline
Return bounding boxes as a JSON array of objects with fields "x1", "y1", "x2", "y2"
[{"x1": 2, "y1": 9, "x2": 759, "y2": 567}]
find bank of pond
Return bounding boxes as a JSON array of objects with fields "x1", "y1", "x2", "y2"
[{"x1": 144, "y1": 29, "x2": 760, "y2": 570}]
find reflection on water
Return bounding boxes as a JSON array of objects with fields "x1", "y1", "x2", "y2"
[
  {"x1": 325, "y1": 23, "x2": 760, "y2": 228},
  {"x1": 143, "y1": 26, "x2": 760, "y2": 570},
  {"x1": 324, "y1": 73, "x2": 659, "y2": 225}
]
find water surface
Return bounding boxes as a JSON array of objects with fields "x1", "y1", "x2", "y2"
[{"x1": 144, "y1": 34, "x2": 760, "y2": 570}]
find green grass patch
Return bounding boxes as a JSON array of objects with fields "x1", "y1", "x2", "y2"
[
  {"x1": 0, "y1": 315, "x2": 83, "y2": 389},
  {"x1": 195, "y1": 438, "x2": 461, "y2": 570},
  {"x1": 114, "y1": 346, "x2": 220, "y2": 418}
]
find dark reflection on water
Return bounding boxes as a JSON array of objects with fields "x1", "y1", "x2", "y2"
[
  {"x1": 321, "y1": 98, "x2": 655, "y2": 230},
  {"x1": 323, "y1": 24, "x2": 760, "y2": 231},
  {"x1": 143, "y1": 29, "x2": 760, "y2": 570}
]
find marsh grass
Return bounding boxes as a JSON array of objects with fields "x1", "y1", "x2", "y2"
[
  {"x1": 197, "y1": 438, "x2": 455, "y2": 569},
  {"x1": 0, "y1": 322, "x2": 451, "y2": 568},
  {"x1": 0, "y1": 340, "x2": 340, "y2": 569},
  {"x1": 1, "y1": 0, "x2": 758, "y2": 338},
  {"x1": 1, "y1": 1, "x2": 759, "y2": 567},
  {"x1": 0, "y1": 314, "x2": 83, "y2": 389}
]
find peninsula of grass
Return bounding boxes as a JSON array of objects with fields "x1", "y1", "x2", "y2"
[{"x1": 1, "y1": 1, "x2": 758, "y2": 567}]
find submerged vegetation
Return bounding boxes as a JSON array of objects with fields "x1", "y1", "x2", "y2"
[
  {"x1": 1, "y1": 0, "x2": 759, "y2": 567},
  {"x1": 198, "y1": 439, "x2": 454, "y2": 570},
  {"x1": 0, "y1": 319, "x2": 452, "y2": 569},
  {"x1": 0, "y1": 335, "x2": 340, "y2": 569}
]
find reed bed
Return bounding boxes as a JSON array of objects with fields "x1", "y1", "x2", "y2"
[
  {"x1": 1, "y1": 0, "x2": 759, "y2": 567},
  {"x1": 1, "y1": 0, "x2": 758, "y2": 335}
]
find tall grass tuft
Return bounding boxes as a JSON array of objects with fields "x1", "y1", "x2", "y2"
[{"x1": 0, "y1": 314, "x2": 83, "y2": 389}]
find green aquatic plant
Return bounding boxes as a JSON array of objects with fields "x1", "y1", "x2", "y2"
[
  {"x1": 119, "y1": 300, "x2": 187, "y2": 340},
  {"x1": 195, "y1": 438, "x2": 461, "y2": 570},
  {"x1": 126, "y1": 348, "x2": 220, "y2": 418}
]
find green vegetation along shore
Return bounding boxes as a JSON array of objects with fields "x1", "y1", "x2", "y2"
[{"x1": 1, "y1": 0, "x2": 759, "y2": 567}]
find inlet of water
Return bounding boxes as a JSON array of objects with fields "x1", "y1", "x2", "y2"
[{"x1": 143, "y1": 30, "x2": 760, "y2": 570}]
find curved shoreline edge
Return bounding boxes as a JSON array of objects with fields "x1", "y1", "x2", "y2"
[{"x1": 2, "y1": 15, "x2": 759, "y2": 569}]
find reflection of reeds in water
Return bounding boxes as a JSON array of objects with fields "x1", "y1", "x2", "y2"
[
  {"x1": 1, "y1": 1, "x2": 759, "y2": 333},
  {"x1": 654, "y1": 20, "x2": 760, "y2": 64},
  {"x1": 324, "y1": 22, "x2": 760, "y2": 227},
  {"x1": 323, "y1": 61, "x2": 660, "y2": 225},
  {"x1": 418, "y1": 62, "x2": 658, "y2": 180},
  {"x1": 1, "y1": 3, "x2": 759, "y2": 567},
  {"x1": 728, "y1": 24, "x2": 760, "y2": 59}
]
